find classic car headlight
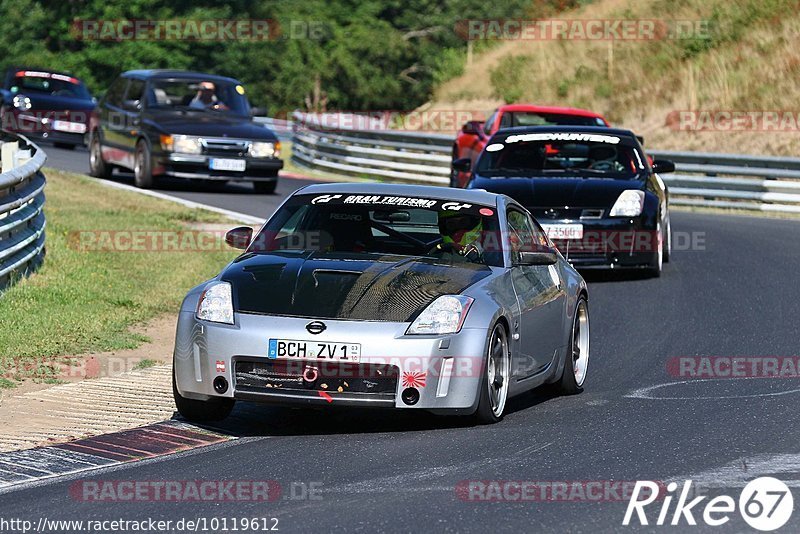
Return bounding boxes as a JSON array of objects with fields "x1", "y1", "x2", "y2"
[
  {"x1": 161, "y1": 134, "x2": 202, "y2": 154},
  {"x1": 12, "y1": 95, "x2": 31, "y2": 111},
  {"x1": 609, "y1": 190, "x2": 645, "y2": 217},
  {"x1": 406, "y1": 295, "x2": 474, "y2": 335},
  {"x1": 249, "y1": 141, "x2": 280, "y2": 158},
  {"x1": 196, "y1": 281, "x2": 234, "y2": 324}
]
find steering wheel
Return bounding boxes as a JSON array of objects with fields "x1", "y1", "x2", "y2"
[
  {"x1": 427, "y1": 241, "x2": 484, "y2": 263},
  {"x1": 588, "y1": 160, "x2": 618, "y2": 172},
  {"x1": 462, "y1": 241, "x2": 484, "y2": 263}
]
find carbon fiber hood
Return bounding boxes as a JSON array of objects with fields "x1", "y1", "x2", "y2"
[{"x1": 221, "y1": 251, "x2": 492, "y2": 322}]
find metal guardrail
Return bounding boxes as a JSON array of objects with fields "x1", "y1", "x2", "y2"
[
  {"x1": 290, "y1": 114, "x2": 800, "y2": 214},
  {"x1": 0, "y1": 132, "x2": 46, "y2": 290}
]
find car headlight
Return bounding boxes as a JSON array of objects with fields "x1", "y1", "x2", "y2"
[
  {"x1": 196, "y1": 281, "x2": 234, "y2": 324},
  {"x1": 249, "y1": 141, "x2": 279, "y2": 158},
  {"x1": 406, "y1": 295, "x2": 474, "y2": 335},
  {"x1": 161, "y1": 134, "x2": 202, "y2": 154},
  {"x1": 609, "y1": 190, "x2": 645, "y2": 217},
  {"x1": 12, "y1": 95, "x2": 31, "y2": 111}
]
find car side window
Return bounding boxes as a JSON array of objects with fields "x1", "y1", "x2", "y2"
[
  {"x1": 507, "y1": 209, "x2": 534, "y2": 261},
  {"x1": 529, "y1": 218, "x2": 551, "y2": 247},
  {"x1": 508, "y1": 209, "x2": 549, "y2": 262},
  {"x1": 483, "y1": 112, "x2": 497, "y2": 135},
  {"x1": 125, "y1": 79, "x2": 145, "y2": 108},
  {"x1": 105, "y1": 78, "x2": 128, "y2": 107}
]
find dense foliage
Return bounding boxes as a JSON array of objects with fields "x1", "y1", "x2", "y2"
[{"x1": 0, "y1": 0, "x2": 581, "y2": 113}]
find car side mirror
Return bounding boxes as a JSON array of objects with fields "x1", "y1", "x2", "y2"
[
  {"x1": 517, "y1": 248, "x2": 559, "y2": 266},
  {"x1": 225, "y1": 226, "x2": 253, "y2": 249},
  {"x1": 651, "y1": 159, "x2": 675, "y2": 174},
  {"x1": 250, "y1": 106, "x2": 268, "y2": 117},
  {"x1": 122, "y1": 99, "x2": 141, "y2": 112},
  {"x1": 452, "y1": 157, "x2": 472, "y2": 173},
  {"x1": 462, "y1": 120, "x2": 483, "y2": 135},
  {"x1": 636, "y1": 135, "x2": 645, "y2": 146}
]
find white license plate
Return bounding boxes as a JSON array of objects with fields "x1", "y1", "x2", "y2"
[
  {"x1": 209, "y1": 158, "x2": 246, "y2": 172},
  {"x1": 541, "y1": 224, "x2": 584, "y2": 240},
  {"x1": 268, "y1": 339, "x2": 361, "y2": 362},
  {"x1": 52, "y1": 120, "x2": 86, "y2": 134}
]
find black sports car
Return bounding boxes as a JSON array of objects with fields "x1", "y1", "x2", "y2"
[
  {"x1": 456, "y1": 126, "x2": 675, "y2": 276},
  {"x1": 0, "y1": 67, "x2": 95, "y2": 149},
  {"x1": 89, "y1": 70, "x2": 283, "y2": 193}
]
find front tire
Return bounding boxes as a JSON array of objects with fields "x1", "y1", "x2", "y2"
[
  {"x1": 648, "y1": 222, "x2": 664, "y2": 277},
  {"x1": 555, "y1": 297, "x2": 589, "y2": 395},
  {"x1": 89, "y1": 133, "x2": 112, "y2": 178},
  {"x1": 474, "y1": 323, "x2": 510, "y2": 424},
  {"x1": 172, "y1": 366, "x2": 234, "y2": 422},
  {"x1": 134, "y1": 140, "x2": 155, "y2": 189}
]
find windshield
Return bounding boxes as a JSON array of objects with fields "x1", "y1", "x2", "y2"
[
  {"x1": 249, "y1": 193, "x2": 504, "y2": 267},
  {"x1": 501, "y1": 111, "x2": 606, "y2": 128},
  {"x1": 475, "y1": 132, "x2": 645, "y2": 179},
  {"x1": 146, "y1": 78, "x2": 250, "y2": 115},
  {"x1": 10, "y1": 71, "x2": 92, "y2": 100}
]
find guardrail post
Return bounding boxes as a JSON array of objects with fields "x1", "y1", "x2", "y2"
[
  {"x1": 1, "y1": 140, "x2": 18, "y2": 173},
  {"x1": 0, "y1": 133, "x2": 47, "y2": 290}
]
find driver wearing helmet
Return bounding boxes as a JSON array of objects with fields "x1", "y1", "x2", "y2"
[{"x1": 434, "y1": 210, "x2": 484, "y2": 261}]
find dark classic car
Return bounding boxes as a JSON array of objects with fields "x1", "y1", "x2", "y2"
[
  {"x1": 89, "y1": 70, "x2": 283, "y2": 193},
  {"x1": 0, "y1": 67, "x2": 96, "y2": 149}
]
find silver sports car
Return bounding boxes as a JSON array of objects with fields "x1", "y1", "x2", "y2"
[{"x1": 173, "y1": 183, "x2": 589, "y2": 424}]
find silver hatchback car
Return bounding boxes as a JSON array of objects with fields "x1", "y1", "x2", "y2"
[{"x1": 173, "y1": 183, "x2": 589, "y2": 424}]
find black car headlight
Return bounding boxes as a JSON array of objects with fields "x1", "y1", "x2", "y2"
[
  {"x1": 12, "y1": 95, "x2": 31, "y2": 111},
  {"x1": 161, "y1": 134, "x2": 202, "y2": 155},
  {"x1": 249, "y1": 141, "x2": 280, "y2": 158},
  {"x1": 609, "y1": 190, "x2": 645, "y2": 217}
]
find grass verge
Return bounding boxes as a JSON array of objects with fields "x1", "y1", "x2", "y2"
[{"x1": 0, "y1": 169, "x2": 238, "y2": 379}]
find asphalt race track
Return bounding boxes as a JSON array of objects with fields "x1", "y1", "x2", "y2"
[{"x1": 3, "y1": 143, "x2": 800, "y2": 532}]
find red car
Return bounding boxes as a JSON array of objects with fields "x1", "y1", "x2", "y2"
[{"x1": 450, "y1": 104, "x2": 609, "y2": 187}]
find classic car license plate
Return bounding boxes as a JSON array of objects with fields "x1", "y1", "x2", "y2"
[
  {"x1": 52, "y1": 120, "x2": 86, "y2": 133},
  {"x1": 268, "y1": 339, "x2": 361, "y2": 362},
  {"x1": 541, "y1": 224, "x2": 584, "y2": 240},
  {"x1": 209, "y1": 158, "x2": 246, "y2": 172}
]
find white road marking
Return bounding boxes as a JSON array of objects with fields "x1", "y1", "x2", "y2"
[
  {"x1": 86, "y1": 177, "x2": 265, "y2": 225},
  {"x1": 670, "y1": 452, "x2": 800, "y2": 488},
  {"x1": 625, "y1": 377, "x2": 800, "y2": 400}
]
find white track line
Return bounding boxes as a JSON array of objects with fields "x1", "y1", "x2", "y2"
[{"x1": 87, "y1": 177, "x2": 265, "y2": 225}]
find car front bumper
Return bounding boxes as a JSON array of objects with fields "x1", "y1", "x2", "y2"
[
  {"x1": 154, "y1": 154, "x2": 283, "y2": 181},
  {"x1": 7, "y1": 111, "x2": 88, "y2": 146},
  {"x1": 173, "y1": 311, "x2": 489, "y2": 412},
  {"x1": 542, "y1": 216, "x2": 658, "y2": 269}
]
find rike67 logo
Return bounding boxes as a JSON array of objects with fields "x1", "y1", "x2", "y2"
[{"x1": 623, "y1": 477, "x2": 794, "y2": 531}]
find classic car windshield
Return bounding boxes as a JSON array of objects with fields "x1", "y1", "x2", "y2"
[
  {"x1": 249, "y1": 193, "x2": 504, "y2": 267},
  {"x1": 476, "y1": 132, "x2": 645, "y2": 179},
  {"x1": 146, "y1": 78, "x2": 250, "y2": 115}
]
